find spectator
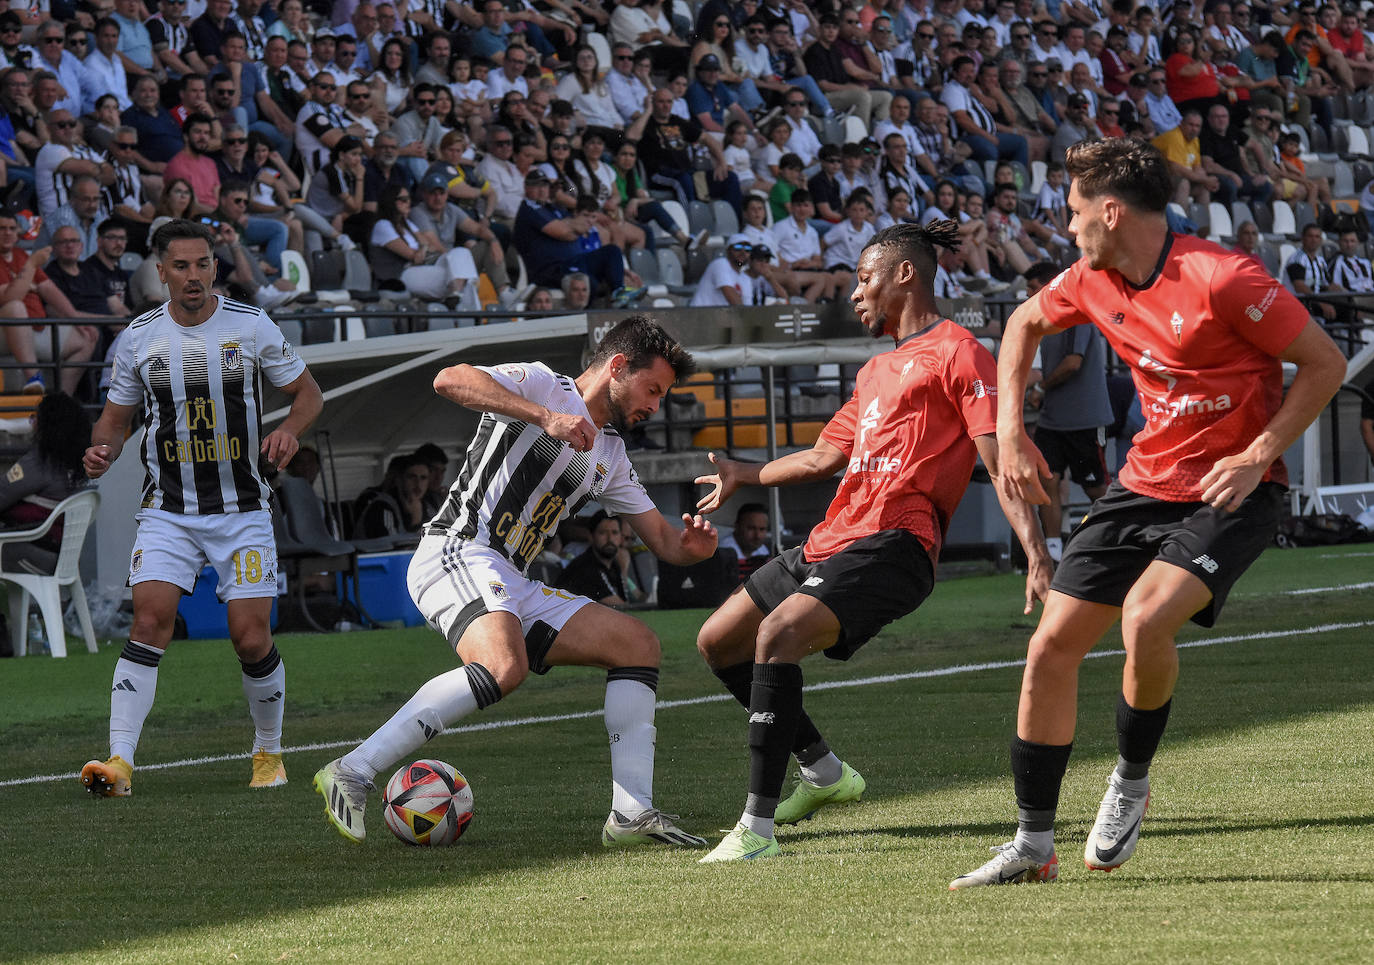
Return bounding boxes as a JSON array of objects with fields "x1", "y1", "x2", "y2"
[
  {"x1": 300, "y1": 135, "x2": 366, "y2": 248},
  {"x1": 354, "y1": 454, "x2": 427, "y2": 540},
  {"x1": 513, "y1": 170, "x2": 630, "y2": 302},
  {"x1": 410, "y1": 441, "x2": 448, "y2": 519},
  {"x1": 1164, "y1": 28, "x2": 1224, "y2": 117},
  {"x1": 628, "y1": 86, "x2": 741, "y2": 216},
  {"x1": 525, "y1": 286, "x2": 555, "y2": 310},
  {"x1": 1152, "y1": 108, "x2": 1216, "y2": 204},
  {"x1": 717, "y1": 502, "x2": 772, "y2": 583},
  {"x1": 469, "y1": 1, "x2": 512, "y2": 62},
  {"x1": 921, "y1": 179, "x2": 999, "y2": 287},
  {"x1": 214, "y1": 177, "x2": 291, "y2": 277},
  {"x1": 610, "y1": 0, "x2": 689, "y2": 75},
  {"x1": 1142, "y1": 66, "x2": 1183, "y2": 133},
  {"x1": 986, "y1": 181, "x2": 1040, "y2": 279},
  {"x1": 297, "y1": 71, "x2": 362, "y2": 176},
  {"x1": 607, "y1": 42, "x2": 653, "y2": 125},
  {"x1": 609, "y1": 139, "x2": 703, "y2": 251},
  {"x1": 45, "y1": 222, "x2": 130, "y2": 317},
  {"x1": 823, "y1": 191, "x2": 878, "y2": 274},
  {"x1": 1096, "y1": 97, "x2": 1125, "y2": 137},
  {"x1": 0, "y1": 391, "x2": 91, "y2": 611},
  {"x1": 690, "y1": 236, "x2": 755, "y2": 307},
  {"x1": 0, "y1": 210, "x2": 98, "y2": 395},
  {"x1": 561, "y1": 271, "x2": 592, "y2": 311},
  {"x1": 1233, "y1": 31, "x2": 1286, "y2": 119},
  {"x1": 36, "y1": 108, "x2": 114, "y2": 225},
  {"x1": 414, "y1": 30, "x2": 451, "y2": 86},
  {"x1": 808, "y1": 144, "x2": 846, "y2": 224},
  {"x1": 212, "y1": 28, "x2": 291, "y2": 157},
  {"x1": 876, "y1": 131, "x2": 932, "y2": 215},
  {"x1": 188, "y1": 0, "x2": 235, "y2": 73},
  {"x1": 149, "y1": 0, "x2": 198, "y2": 83},
  {"x1": 32, "y1": 20, "x2": 84, "y2": 117},
  {"x1": 771, "y1": 189, "x2": 847, "y2": 301},
  {"x1": 944, "y1": 55, "x2": 1028, "y2": 167},
  {"x1": 804, "y1": 14, "x2": 888, "y2": 127},
  {"x1": 690, "y1": 17, "x2": 766, "y2": 113},
  {"x1": 769, "y1": 152, "x2": 806, "y2": 222},
  {"x1": 44, "y1": 174, "x2": 107, "y2": 260},
  {"x1": 556, "y1": 510, "x2": 635, "y2": 606},
  {"x1": 411, "y1": 172, "x2": 511, "y2": 298},
  {"x1": 1284, "y1": 222, "x2": 1346, "y2": 325},
  {"x1": 687, "y1": 53, "x2": 761, "y2": 138},
  {"x1": 558, "y1": 44, "x2": 625, "y2": 136},
  {"x1": 486, "y1": 43, "x2": 531, "y2": 103},
  {"x1": 1329, "y1": 229, "x2": 1374, "y2": 302},
  {"x1": 362, "y1": 130, "x2": 416, "y2": 215},
  {"x1": 1231, "y1": 221, "x2": 1268, "y2": 274},
  {"x1": 231, "y1": 0, "x2": 269, "y2": 62},
  {"x1": 162, "y1": 114, "x2": 220, "y2": 215},
  {"x1": 1276, "y1": 130, "x2": 1332, "y2": 205},
  {"x1": 1050, "y1": 92, "x2": 1099, "y2": 164},
  {"x1": 80, "y1": 18, "x2": 131, "y2": 115},
  {"x1": 1199, "y1": 102, "x2": 1273, "y2": 208},
  {"x1": 476, "y1": 126, "x2": 526, "y2": 224},
  {"x1": 391, "y1": 83, "x2": 446, "y2": 178}
]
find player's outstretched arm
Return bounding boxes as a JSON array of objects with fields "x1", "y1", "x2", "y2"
[
  {"x1": 1200, "y1": 319, "x2": 1348, "y2": 511},
  {"x1": 83, "y1": 401, "x2": 139, "y2": 479},
  {"x1": 996, "y1": 292, "x2": 1060, "y2": 506},
  {"x1": 434, "y1": 363, "x2": 598, "y2": 452},
  {"x1": 625, "y1": 508, "x2": 718, "y2": 565},
  {"x1": 261, "y1": 369, "x2": 324, "y2": 470},
  {"x1": 694, "y1": 442, "x2": 847, "y2": 514},
  {"x1": 975, "y1": 433, "x2": 1054, "y2": 614}
]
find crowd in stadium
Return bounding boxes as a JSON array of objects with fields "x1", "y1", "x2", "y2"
[{"x1": 1, "y1": 0, "x2": 1373, "y2": 386}]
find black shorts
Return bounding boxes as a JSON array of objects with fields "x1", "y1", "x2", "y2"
[
  {"x1": 744, "y1": 529, "x2": 934, "y2": 659},
  {"x1": 1034, "y1": 424, "x2": 1110, "y2": 489},
  {"x1": 1051, "y1": 480, "x2": 1285, "y2": 627}
]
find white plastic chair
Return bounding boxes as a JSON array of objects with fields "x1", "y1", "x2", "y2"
[
  {"x1": 279, "y1": 250, "x2": 312, "y2": 292},
  {"x1": 1271, "y1": 200, "x2": 1296, "y2": 236},
  {"x1": 586, "y1": 31, "x2": 612, "y2": 72},
  {"x1": 660, "y1": 200, "x2": 691, "y2": 235},
  {"x1": 1208, "y1": 202, "x2": 1233, "y2": 240},
  {"x1": 1346, "y1": 125, "x2": 1370, "y2": 156},
  {"x1": 0, "y1": 489, "x2": 100, "y2": 657}
]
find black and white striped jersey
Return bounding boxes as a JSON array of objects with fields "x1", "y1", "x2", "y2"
[
  {"x1": 425, "y1": 361, "x2": 656, "y2": 574},
  {"x1": 1329, "y1": 253, "x2": 1374, "y2": 293},
  {"x1": 107, "y1": 295, "x2": 307, "y2": 515}
]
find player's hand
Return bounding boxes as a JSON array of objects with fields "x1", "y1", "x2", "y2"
[
  {"x1": 543, "y1": 410, "x2": 598, "y2": 451},
  {"x1": 260, "y1": 428, "x2": 299, "y2": 470},
  {"x1": 1198, "y1": 453, "x2": 1264, "y2": 512},
  {"x1": 693, "y1": 451, "x2": 740, "y2": 514},
  {"x1": 996, "y1": 432, "x2": 1052, "y2": 505},
  {"x1": 678, "y1": 512, "x2": 718, "y2": 561},
  {"x1": 1023, "y1": 553, "x2": 1053, "y2": 615},
  {"x1": 83, "y1": 443, "x2": 115, "y2": 479}
]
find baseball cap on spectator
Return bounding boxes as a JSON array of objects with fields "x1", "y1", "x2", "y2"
[
  {"x1": 421, "y1": 173, "x2": 449, "y2": 192},
  {"x1": 550, "y1": 99, "x2": 574, "y2": 117},
  {"x1": 859, "y1": 137, "x2": 880, "y2": 154},
  {"x1": 727, "y1": 233, "x2": 753, "y2": 249},
  {"x1": 750, "y1": 245, "x2": 772, "y2": 261},
  {"x1": 1045, "y1": 58, "x2": 1063, "y2": 72},
  {"x1": 0, "y1": 11, "x2": 22, "y2": 30},
  {"x1": 1066, "y1": 93, "x2": 1089, "y2": 109},
  {"x1": 315, "y1": 26, "x2": 335, "y2": 38},
  {"x1": 697, "y1": 54, "x2": 722, "y2": 71},
  {"x1": 524, "y1": 170, "x2": 550, "y2": 186}
]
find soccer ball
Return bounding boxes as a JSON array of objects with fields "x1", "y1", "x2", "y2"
[{"x1": 382, "y1": 759, "x2": 474, "y2": 846}]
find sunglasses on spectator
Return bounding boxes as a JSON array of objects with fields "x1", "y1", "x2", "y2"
[
  {"x1": 41, "y1": 36, "x2": 64, "y2": 44},
  {"x1": 67, "y1": 37, "x2": 88, "y2": 45},
  {"x1": 225, "y1": 196, "x2": 248, "y2": 205},
  {"x1": 0, "y1": 26, "x2": 20, "y2": 33},
  {"x1": 53, "y1": 120, "x2": 77, "y2": 128},
  {"x1": 316, "y1": 83, "x2": 336, "y2": 90},
  {"x1": 1102, "y1": 108, "x2": 1119, "y2": 115},
  {"x1": 615, "y1": 54, "x2": 633, "y2": 60},
  {"x1": 491, "y1": 138, "x2": 513, "y2": 146},
  {"x1": 225, "y1": 137, "x2": 248, "y2": 144},
  {"x1": 918, "y1": 32, "x2": 935, "y2": 39},
  {"x1": 416, "y1": 97, "x2": 436, "y2": 105},
  {"x1": 114, "y1": 141, "x2": 137, "y2": 149}
]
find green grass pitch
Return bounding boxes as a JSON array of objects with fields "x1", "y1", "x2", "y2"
[{"x1": 1, "y1": 544, "x2": 1371, "y2": 963}]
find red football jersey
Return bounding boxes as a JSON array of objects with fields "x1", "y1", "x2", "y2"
[
  {"x1": 1038, "y1": 233, "x2": 1310, "y2": 501},
  {"x1": 806, "y1": 321, "x2": 999, "y2": 564}
]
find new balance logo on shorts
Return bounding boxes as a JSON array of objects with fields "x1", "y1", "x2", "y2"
[
  {"x1": 748, "y1": 712, "x2": 776, "y2": 725},
  {"x1": 1192, "y1": 554, "x2": 1219, "y2": 574},
  {"x1": 802, "y1": 576, "x2": 824, "y2": 587}
]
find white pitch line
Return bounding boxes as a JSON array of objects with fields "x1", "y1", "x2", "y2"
[
  {"x1": 7, "y1": 615, "x2": 1373, "y2": 791},
  {"x1": 1283, "y1": 581, "x2": 1374, "y2": 595}
]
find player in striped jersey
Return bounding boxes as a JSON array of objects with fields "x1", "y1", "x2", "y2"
[
  {"x1": 314, "y1": 316, "x2": 719, "y2": 848},
  {"x1": 79, "y1": 219, "x2": 324, "y2": 799}
]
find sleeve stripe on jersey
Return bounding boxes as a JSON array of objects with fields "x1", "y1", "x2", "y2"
[
  {"x1": 221, "y1": 301, "x2": 262, "y2": 316},
  {"x1": 128, "y1": 305, "x2": 165, "y2": 330}
]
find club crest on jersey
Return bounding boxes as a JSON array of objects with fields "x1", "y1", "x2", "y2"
[
  {"x1": 5, "y1": 462, "x2": 22, "y2": 483},
  {"x1": 280, "y1": 340, "x2": 296, "y2": 361},
  {"x1": 130, "y1": 549, "x2": 143, "y2": 575},
  {"x1": 1169, "y1": 311, "x2": 1185, "y2": 345},
  {"x1": 488, "y1": 581, "x2": 509, "y2": 601},
  {"x1": 592, "y1": 462, "x2": 608, "y2": 492},
  {"x1": 496, "y1": 363, "x2": 527, "y2": 383},
  {"x1": 222, "y1": 342, "x2": 242, "y2": 371}
]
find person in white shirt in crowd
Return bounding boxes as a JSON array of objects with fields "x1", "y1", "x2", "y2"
[
  {"x1": 690, "y1": 235, "x2": 756, "y2": 307},
  {"x1": 1055, "y1": 23, "x2": 1095, "y2": 74},
  {"x1": 873, "y1": 92, "x2": 923, "y2": 162},
  {"x1": 81, "y1": 17, "x2": 132, "y2": 114},
  {"x1": 822, "y1": 191, "x2": 876, "y2": 274},
  {"x1": 1030, "y1": 21, "x2": 1061, "y2": 63},
  {"x1": 607, "y1": 43, "x2": 652, "y2": 124},
  {"x1": 475, "y1": 126, "x2": 525, "y2": 225},
  {"x1": 486, "y1": 43, "x2": 531, "y2": 103},
  {"x1": 770, "y1": 189, "x2": 847, "y2": 301},
  {"x1": 717, "y1": 502, "x2": 772, "y2": 584},
  {"x1": 1128, "y1": 5, "x2": 1163, "y2": 66},
  {"x1": 835, "y1": 142, "x2": 875, "y2": 201},
  {"x1": 781, "y1": 92, "x2": 821, "y2": 166}
]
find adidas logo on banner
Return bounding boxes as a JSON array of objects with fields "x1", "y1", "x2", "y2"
[
  {"x1": 257, "y1": 690, "x2": 283, "y2": 703},
  {"x1": 416, "y1": 720, "x2": 439, "y2": 740},
  {"x1": 112, "y1": 678, "x2": 138, "y2": 693}
]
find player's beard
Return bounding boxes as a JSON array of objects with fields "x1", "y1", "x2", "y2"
[
  {"x1": 605, "y1": 380, "x2": 642, "y2": 434},
  {"x1": 865, "y1": 310, "x2": 888, "y2": 339},
  {"x1": 178, "y1": 284, "x2": 207, "y2": 313}
]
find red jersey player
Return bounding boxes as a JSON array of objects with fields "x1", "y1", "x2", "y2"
[
  {"x1": 693, "y1": 221, "x2": 1052, "y2": 863},
  {"x1": 952, "y1": 138, "x2": 1347, "y2": 889}
]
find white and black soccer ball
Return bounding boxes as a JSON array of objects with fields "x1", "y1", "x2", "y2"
[{"x1": 382, "y1": 759, "x2": 474, "y2": 846}]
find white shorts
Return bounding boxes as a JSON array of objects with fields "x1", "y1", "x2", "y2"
[
  {"x1": 407, "y1": 533, "x2": 592, "y2": 673},
  {"x1": 130, "y1": 508, "x2": 278, "y2": 601}
]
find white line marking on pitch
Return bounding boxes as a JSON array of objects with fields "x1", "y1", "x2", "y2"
[{"x1": 7, "y1": 616, "x2": 1372, "y2": 790}]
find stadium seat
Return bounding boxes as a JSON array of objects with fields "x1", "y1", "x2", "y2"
[
  {"x1": 1278, "y1": 242, "x2": 1298, "y2": 274},
  {"x1": 1029, "y1": 160, "x2": 1047, "y2": 195},
  {"x1": 280, "y1": 250, "x2": 311, "y2": 292},
  {"x1": 983, "y1": 160, "x2": 997, "y2": 184},
  {"x1": 0, "y1": 489, "x2": 100, "y2": 657},
  {"x1": 1258, "y1": 241, "x2": 1284, "y2": 277},
  {"x1": 629, "y1": 246, "x2": 660, "y2": 285},
  {"x1": 1353, "y1": 160, "x2": 1373, "y2": 191},
  {"x1": 1346, "y1": 125, "x2": 1370, "y2": 157},
  {"x1": 118, "y1": 251, "x2": 143, "y2": 274},
  {"x1": 585, "y1": 31, "x2": 611, "y2": 72},
  {"x1": 660, "y1": 200, "x2": 690, "y2": 236},
  {"x1": 1333, "y1": 162, "x2": 1356, "y2": 199},
  {"x1": 1271, "y1": 200, "x2": 1297, "y2": 237},
  {"x1": 1293, "y1": 201, "x2": 1317, "y2": 232},
  {"x1": 711, "y1": 199, "x2": 739, "y2": 236},
  {"x1": 274, "y1": 476, "x2": 378, "y2": 633},
  {"x1": 842, "y1": 114, "x2": 867, "y2": 144},
  {"x1": 687, "y1": 200, "x2": 713, "y2": 237},
  {"x1": 1189, "y1": 202, "x2": 1210, "y2": 236},
  {"x1": 1230, "y1": 201, "x2": 1255, "y2": 233},
  {"x1": 1208, "y1": 202, "x2": 1233, "y2": 241},
  {"x1": 1252, "y1": 199, "x2": 1274, "y2": 234},
  {"x1": 657, "y1": 248, "x2": 685, "y2": 287}
]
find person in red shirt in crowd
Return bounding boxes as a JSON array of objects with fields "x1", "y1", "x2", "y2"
[
  {"x1": 1326, "y1": 7, "x2": 1374, "y2": 87},
  {"x1": 952, "y1": 137, "x2": 1347, "y2": 889},
  {"x1": 163, "y1": 114, "x2": 221, "y2": 215},
  {"x1": 1164, "y1": 28, "x2": 1223, "y2": 117},
  {"x1": 0, "y1": 210, "x2": 99, "y2": 395},
  {"x1": 692, "y1": 220, "x2": 1051, "y2": 863}
]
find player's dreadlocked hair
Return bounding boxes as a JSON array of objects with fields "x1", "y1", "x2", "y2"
[
  {"x1": 1065, "y1": 137, "x2": 1172, "y2": 213},
  {"x1": 862, "y1": 220, "x2": 963, "y2": 285},
  {"x1": 590, "y1": 315, "x2": 696, "y2": 382}
]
